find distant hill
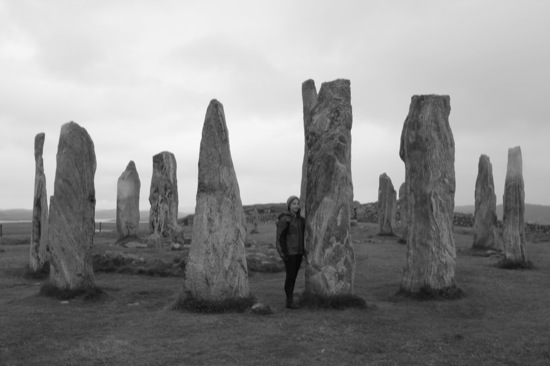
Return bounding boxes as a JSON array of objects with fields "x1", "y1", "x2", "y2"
[
  {"x1": 2, "y1": 203, "x2": 549, "y2": 224},
  {"x1": 0, "y1": 209, "x2": 187, "y2": 222},
  {"x1": 0, "y1": 209, "x2": 32, "y2": 221},
  {"x1": 455, "y1": 203, "x2": 550, "y2": 224}
]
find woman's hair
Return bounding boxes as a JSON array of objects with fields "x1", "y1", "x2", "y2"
[{"x1": 286, "y1": 195, "x2": 300, "y2": 210}]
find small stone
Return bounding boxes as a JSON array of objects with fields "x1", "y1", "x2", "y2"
[{"x1": 250, "y1": 302, "x2": 273, "y2": 315}]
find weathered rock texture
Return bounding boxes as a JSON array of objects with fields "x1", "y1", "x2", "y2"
[
  {"x1": 472, "y1": 155, "x2": 499, "y2": 250},
  {"x1": 185, "y1": 99, "x2": 249, "y2": 301},
  {"x1": 30, "y1": 133, "x2": 49, "y2": 272},
  {"x1": 397, "y1": 182, "x2": 407, "y2": 238},
  {"x1": 149, "y1": 151, "x2": 180, "y2": 243},
  {"x1": 399, "y1": 95, "x2": 457, "y2": 294},
  {"x1": 378, "y1": 173, "x2": 397, "y2": 235},
  {"x1": 304, "y1": 79, "x2": 355, "y2": 296},
  {"x1": 116, "y1": 161, "x2": 141, "y2": 239},
  {"x1": 48, "y1": 122, "x2": 96, "y2": 290},
  {"x1": 502, "y1": 146, "x2": 527, "y2": 263},
  {"x1": 300, "y1": 79, "x2": 318, "y2": 213}
]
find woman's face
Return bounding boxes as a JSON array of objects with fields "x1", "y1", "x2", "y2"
[{"x1": 290, "y1": 199, "x2": 300, "y2": 213}]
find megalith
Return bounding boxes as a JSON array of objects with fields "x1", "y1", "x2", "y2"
[
  {"x1": 149, "y1": 151, "x2": 180, "y2": 244},
  {"x1": 304, "y1": 79, "x2": 355, "y2": 296},
  {"x1": 185, "y1": 99, "x2": 249, "y2": 301},
  {"x1": 397, "y1": 182, "x2": 407, "y2": 239},
  {"x1": 502, "y1": 146, "x2": 527, "y2": 264},
  {"x1": 300, "y1": 79, "x2": 318, "y2": 214},
  {"x1": 30, "y1": 132, "x2": 49, "y2": 272},
  {"x1": 472, "y1": 155, "x2": 499, "y2": 250},
  {"x1": 378, "y1": 173, "x2": 397, "y2": 236},
  {"x1": 116, "y1": 161, "x2": 141, "y2": 240},
  {"x1": 47, "y1": 122, "x2": 96, "y2": 290},
  {"x1": 399, "y1": 95, "x2": 458, "y2": 295}
]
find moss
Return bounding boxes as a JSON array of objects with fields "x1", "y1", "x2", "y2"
[
  {"x1": 396, "y1": 285, "x2": 465, "y2": 301},
  {"x1": 496, "y1": 259, "x2": 535, "y2": 270},
  {"x1": 24, "y1": 263, "x2": 50, "y2": 280},
  {"x1": 39, "y1": 282, "x2": 107, "y2": 301},
  {"x1": 298, "y1": 292, "x2": 368, "y2": 310},
  {"x1": 171, "y1": 291, "x2": 256, "y2": 313}
]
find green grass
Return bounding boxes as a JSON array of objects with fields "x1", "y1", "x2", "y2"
[
  {"x1": 1, "y1": 221, "x2": 550, "y2": 365},
  {"x1": 171, "y1": 291, "x2": 257, "y2": 313}
]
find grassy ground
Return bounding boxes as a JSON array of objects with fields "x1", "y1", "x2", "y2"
[{"x1": 1, "y1": 222, "x2": 550, "y2": 365}]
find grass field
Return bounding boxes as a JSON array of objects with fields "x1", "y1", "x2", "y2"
[{"x1": 1, "y1": 221, "x2": 550, "y2": 365}]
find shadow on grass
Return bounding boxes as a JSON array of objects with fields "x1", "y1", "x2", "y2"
[
  {"x1": 24, "y1": 263, "x2": 50, "y2": 280},
  {"x1": 298, "y1": 292, "x2": 368, "y2": 310},
  {"x1": 495, "y1": 259, "x2": 535, "y2": 270},
  {"x1": 171, "y1": 291, "x2": 256, "y2": 314},
  {"x1": 39, "y1": 282, "x2": 107, "y2": 302},
  {"x1": 395, "y1": 285, "x2": 465, "y2": 301}
]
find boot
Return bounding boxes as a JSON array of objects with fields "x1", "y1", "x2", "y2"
[{"x1": 286, "y1": 298, "x2": 300, "y2": 309}]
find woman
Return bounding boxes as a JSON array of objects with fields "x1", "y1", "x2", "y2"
[{"x1": 275, "y1": 195, "x2": 305, "y2": 309}]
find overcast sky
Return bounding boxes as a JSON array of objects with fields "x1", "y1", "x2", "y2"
[{"x1": 1, "y1": 0, "x2": 549, "y2": 213}]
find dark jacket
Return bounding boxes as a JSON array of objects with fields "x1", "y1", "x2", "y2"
[{"x1": 275, "y1": 210, "x2": 305, "y2": 258}]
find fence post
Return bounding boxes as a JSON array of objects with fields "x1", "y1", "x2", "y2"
[
  {"x1": 99, "y1": 222, "x2": 102, "y2": 233},
  {"x1": 0, "y1": 224, "x2": 2, "y2": 237}
]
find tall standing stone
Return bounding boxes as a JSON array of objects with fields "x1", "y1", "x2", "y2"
[
  {"x1": 399, "y1": 95, "x2": 458, "y2": 294},
  {"x1": 502, "y1": 146, "x2": 527, "y2": 264},
  {"x1": 149, "y1": 151, "x2": 179, "y2": 243},
  {"x1": 185, "y1": 99, "x2": 249, "y2": 301},
  {"x1": 472, "y1": 155, "x2": 499, "y2": 250},
  {"x1": 116, "y1": 161, "x2": 141, "y2": 239},
  {"x1": 48, "y1": 122, "x2": 96, "y2": 290},
  {"x1": 300, "y1": 79, "x2": 318, "y2": 214},
  {"x1": 378, "y1": 173, "x2": 397, "y2": 236},
  {"x1": 397, "y1": 182, "x2": 407, "y2": 239},
  {"x1": 30, "y1": 133, "x2": 49, "y2": 272},
  {"x1": 304, "y1": 79, "x2": 355, "y2": 296}
]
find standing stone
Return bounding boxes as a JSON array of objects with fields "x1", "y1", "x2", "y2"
[
  {"x1": 185, "y1": 99, "x2": 249, "y2": 301},
  {"x1": 502, "y1": 146, "x2": 527, "y2": 263},
  {"x1": 149, "y1": 151, "x2": 179, "y2": 244},
  {"x1": 397, "y1": 182, "x2": 407, "y2": 239},
  {"x1": 30, "y1": 133, "x2": 49, "y2": 272},
  {"x1": 472, "y1": 155, "x2": 499, "y2": 250},
  {"x1": 48, "y1": 122, "x2": 96, "y2": 290},
  {"x1": 399, "y1": 95, "x2": 458, "y2": 294},
  {"x1": 378, "y1": 173, "x2": 397, "y2": 236},
  {"x1": 300, "y1": 79, "x2": 318, "y2": 214},
  {"x1": 250, "y1": 209, "x2": 260, "y2": 234},
  {"x1": 116, "y1": 161, "x2": 141, "y2": 239},
  {"x1": 304, "y1": 79, "x2": 355, "y2": 296}
]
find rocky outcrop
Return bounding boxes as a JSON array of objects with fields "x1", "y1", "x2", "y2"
[
  {"x1": 185, "y1": 100, "x2": 249, "y2": 301},
  {"x1": 378, "y1": 173, "x2": 397, "y2": 235},
  {"x1": 399, "y1": 95, "x2": 458, "y2": 294},
  {"x1": 30, "y1": 133, "x2": 49, "y2": 272},
  {"x1": 116, "y1": 161, "x2": 141, "y2": 239},
  {"x1": 48, "y1": 122, "x2": 96, "y2": 290},
  {"x1": 472, "y1": 155, "x2": 499, "y2": 250},
  {"x1": 502, "y1": 146, "x2": 527, "y2": 263},
  {"x1": 300, "y1": 79, "x2": 318, "y2": 213},
  {"x1": 303, "y1": 79, "x2": 355, "y2": 296},
  {"x1": 149, "y1": 151, "x2": 180, "y2": 244}
]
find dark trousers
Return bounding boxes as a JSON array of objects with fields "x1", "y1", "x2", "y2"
[{"x1": 284, "y1": 254, "x2": 303, "y2": 301}]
